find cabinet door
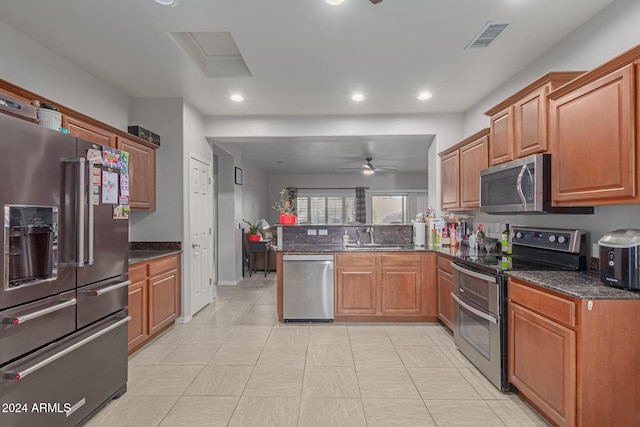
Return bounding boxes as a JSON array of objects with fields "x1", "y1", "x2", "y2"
[
  {"x1": 459, "y1": 135, "x2": 488, "y2": 209},
  {"x1": 117, "y1": 136, "x2": 156, "y2": 211},
  {"x1": 149, "y1": 268, "x2": 178, "y2": 335},
  {"x1": 508, "y1": 302, "x2": 576, "y2": 427},
  {"x1": 63, "y1": 115, "x2": 116, "y2": 147},
  {"x1": 380, "y1": 266, "x2": 422, "y2": 315},
  {"x1": 489, "y1": 107, "x2": 514, "y2": 165},
  {"x1": 127, "y1": 278, "x2": 148, "y2": 353},
  {"x1": 437, "y1": 269, "x2": 454, "y2": 331},
  {"x1": 440, "y1": 150, "x2": 460, "y2": 210},
  {"x1": 515, "y1": 85, "x2": 548, "y2": 158},
  {"x1": 336, "y1": 266, "x2": 377, "y2": 315},
  {"x1": 550, "y1": 64, "x2": 635, "y2": 205}
]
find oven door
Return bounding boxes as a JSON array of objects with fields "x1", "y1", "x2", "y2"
[{"x1": 451, "y1": 262, "x2": 503, "y2": 390}]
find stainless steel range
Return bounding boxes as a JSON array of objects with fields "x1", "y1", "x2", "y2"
[
  {"x1": 451, "y1": 226, "x2": 588, "y2": 391},
  {"x1": 0, "y1": 113, "x2": 130, "y2": 426}
]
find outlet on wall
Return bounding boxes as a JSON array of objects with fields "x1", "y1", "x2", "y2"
[
  {"x1": 592, "y1": 243, "x2": 600, "y2": 258},
  {"x1": 307, "y1": 229, "x2": 317, "y2": 236},
  {"x1": 319, "y1": 229, "x2": 328, "y2": 236}
]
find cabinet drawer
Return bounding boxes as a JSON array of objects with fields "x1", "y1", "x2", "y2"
[
  {"x1": 509, "y1": 279, "x2": 575, "y2": 328},
  {"x1": 148, "y1": 255, "x2": 178, "y2": 277},
  {"x1": 437, "y1": 255, "x2": 453, "y2": 274},
  {"x1": 129, "y1": 263, "x2": 147, "y2": 282},
  {"x1": 336, "y1": 253, "x2": 376, "y2": 266},
  {"x1": 381, "y1": 253, "x2": 422, "y2": 266}
]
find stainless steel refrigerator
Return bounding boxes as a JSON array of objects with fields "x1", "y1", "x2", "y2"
[{"x1": 0, "y1": 112, "x2": 130, "y2": 426}]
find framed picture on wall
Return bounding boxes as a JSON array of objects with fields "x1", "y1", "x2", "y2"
[{"x1": 235, "y1": 167, "x2": 243, "y2": 185}]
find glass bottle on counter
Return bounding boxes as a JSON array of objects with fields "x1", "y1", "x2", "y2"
[
  {"x1": 450, "y1": 224, "x2": 457, "y2": 247},
  {"x1": 501, "y1": 223, "x2": 511, "y2": 254},
  {"x1": 476, "y1": 224, "x2": 485, "y2": 245}
]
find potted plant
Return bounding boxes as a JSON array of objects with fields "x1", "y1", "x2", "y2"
[
  {"x1": 243, "y1": 219, "x2": 262, "y2": 241},
  {"x1": 273, "y1": 188, "x2": 297, "y2": 225}
]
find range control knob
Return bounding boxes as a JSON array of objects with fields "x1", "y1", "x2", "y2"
[
  {"x1": 558, "y1": 236, "x2": 566, "y2": 244},
  {"x1": 516, "y1": 232, "x2": 523, "y2": 239},
  {"x1": 548, "y1": 235, "x2": 556, "y2": 243}
]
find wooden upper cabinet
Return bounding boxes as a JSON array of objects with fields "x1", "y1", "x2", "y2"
[
  {"x1": 117, "y1": 135, "x2": 157, "y2": 211},
  {"x1": 439, "y1": 128, "x2": 489, "y2": 211},
  {"x1": 63, "y1": 115, "x2": 117, "y2": 148},
  {"x1": 488, "y1": 107, "x2": 514, "y2": 165},
  {"x1": 459, "y1": 131, "x2": 489, "y2": 209},
  {"x1": 440, "y1": 150, "x2": 460, "y2": 210},
  {"x1": 486, "y1": 72, "x2": 583, "y2": 166},
  {"x1": 549, "y1": 61, "x2": 637, "y2": 206}
]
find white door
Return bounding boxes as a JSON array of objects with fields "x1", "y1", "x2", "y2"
[{"x1": 189, "y1": 154, "x2": 213, "y2": 315}]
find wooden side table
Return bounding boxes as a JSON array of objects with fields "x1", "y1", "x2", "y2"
[{"x1": 249, "y1": 240, "x2": 271, "y2": 277}]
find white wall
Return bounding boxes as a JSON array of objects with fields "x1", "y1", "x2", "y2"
[
  {"x1": 0, "y1": 21, "x2": 129, "y2": 129},
  {"x1": 128, "y1": 98, "x2": 184, "y2": 242},
  {"x1": 462, "y1": 0, "x2": 640, "y2": 138},
  {"x1": 459, "y1": 0, "x2": 640, "y2": 249},
  {"x1": 241, "y1": 157, "x2": 270, "y2": 225}
]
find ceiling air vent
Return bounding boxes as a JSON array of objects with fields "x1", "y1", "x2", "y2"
[{"x1": 465, "y1": 21, "x2": 510, "y2": 49}]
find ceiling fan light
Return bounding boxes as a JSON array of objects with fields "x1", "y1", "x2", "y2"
[
  {"x1": 325, "y1": 0, "x2": 345, "y2": 5},
  {"x1": 363, "y1": 169, "x2": 375, "y2": 175}
]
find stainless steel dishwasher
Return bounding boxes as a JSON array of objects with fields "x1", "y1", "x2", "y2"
[{"x1": 282, "y1": 254, "x2": 334, "y2": 321}]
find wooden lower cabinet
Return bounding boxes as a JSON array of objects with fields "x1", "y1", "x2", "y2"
[
  {"x1": 334, "y1": 252, "x2": 436, "y2": 322},
  {"x1": 508, "y1": 278, "x2": 640, "y2": 427},
  {"x1": 436, "y1": 255, "x2": 454, "y2": 331},
  {"x1": 128, "y1": 254, "x2": 181, "y2": 354}
]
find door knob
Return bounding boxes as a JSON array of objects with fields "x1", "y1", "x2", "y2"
[{"x1": 192, "y1": 244, "x2": 200, "y2": 249}]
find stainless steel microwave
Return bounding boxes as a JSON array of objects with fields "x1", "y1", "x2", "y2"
[{"x1": 479, "y1": 154, "x2": 593, "y2": 214}]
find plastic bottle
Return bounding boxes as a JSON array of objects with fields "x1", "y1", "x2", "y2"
[
  {"x1": 450, "y1": 224, "x2": 457, "y2": 247},
  {"x1": 343, "y1": 230, "x2": 350, "y2": 247},
  {"x1": 501, "y1": 223, "x2": 511, "y2": 254}
]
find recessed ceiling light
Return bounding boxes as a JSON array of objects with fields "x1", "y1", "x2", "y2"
[
  {"x1": 418, "y1": 92, "x2": 433, "y2": 100},
  {"x1": 230, "y1": 94, "x2": 244, "y2": 102},
  {"x1": 363, "y1": 169, "x2": 375, "y2": 175},
  {"x1": 352, "y1": 93, "x2": 365, "y2": 102},
  {"x1": 325, "y1": 0, "x2": 345, "y2": 5},
  {"x1": 154, "y1": 0, "x2": 178, "y2": 6}
]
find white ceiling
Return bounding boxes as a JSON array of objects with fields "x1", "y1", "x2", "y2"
[{"x1": 0, "y1": 0, "x2": 614, "y2": 174}]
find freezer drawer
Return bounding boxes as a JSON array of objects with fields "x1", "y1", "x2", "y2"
[
  {"x1": 283, "y1": 254, "x2": 334, "y2": 321},
  {"x1": 0, "y1": 290, "x2": 76, "y2": 366},
  {"x1": 76, "y1": 275, "x2": 129, "y2": 328},
  {"x1": 0, "y1": 311, "x2": 129, "y2": 426}
]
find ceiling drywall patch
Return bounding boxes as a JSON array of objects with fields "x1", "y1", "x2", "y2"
[
  {"x1": 465, "y1": 21, "x2": 510, "y2": 49},
  {"x1": 170, "y1": 31, "x2": 252, "y2": 77}
]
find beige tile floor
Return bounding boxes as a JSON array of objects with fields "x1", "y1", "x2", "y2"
[{"x1": 86, "y1": 273, "x2": 550, "y2": 427}]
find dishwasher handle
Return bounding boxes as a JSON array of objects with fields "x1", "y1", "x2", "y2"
[{"x1": 283, "y1": 254, "x2": 334, "y2": 262}]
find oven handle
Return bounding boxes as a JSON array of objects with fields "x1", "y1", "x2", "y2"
[
  {"x1": 1, "y1": 299, "x2": 77, "y2": 325},
  {"x1": 451, "y1": 262, "x2": 497, "y2": 283},
  {"x1": 452, "y1": 293, "x2": 499, "y2": 324},
  {"x1": 3, "y1": 315, "x2": 131, "y2": 381},
  {"x1": 80, "y1": 280, "x2": 131, "y2": 297}
]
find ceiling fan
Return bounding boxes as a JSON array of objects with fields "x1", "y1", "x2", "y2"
[{"x1": 340, "y1": 157, "x2": 397, "y2": 174}]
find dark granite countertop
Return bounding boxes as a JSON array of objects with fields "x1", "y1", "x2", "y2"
[
  {"x1": 279, "y1": 243, "x2": 640, "y2": 300},
  {"x1": 507, "y1": 270, "x2": 640, "y2": 300},
  {"x1": 128, "y1": 249, "x2": 182, "y2": 265}
]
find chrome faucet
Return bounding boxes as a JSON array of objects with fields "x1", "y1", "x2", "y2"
[{"x1": 366, "y1": 226, "x2": 375, "y2": 244}]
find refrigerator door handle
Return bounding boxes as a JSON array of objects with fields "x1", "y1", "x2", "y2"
[
  {"x1": 77, "y1": 158, "x2": 86, "y2": 267},
  {"x1": 81, "y1": 280, "x2": 131, "y2": 297},
  {"x1": 86, "y1": 159, "x2": 94, "y2": 266},
  {"x1": 1, "y1": 299, "x2": 77, "y2": 325}
]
